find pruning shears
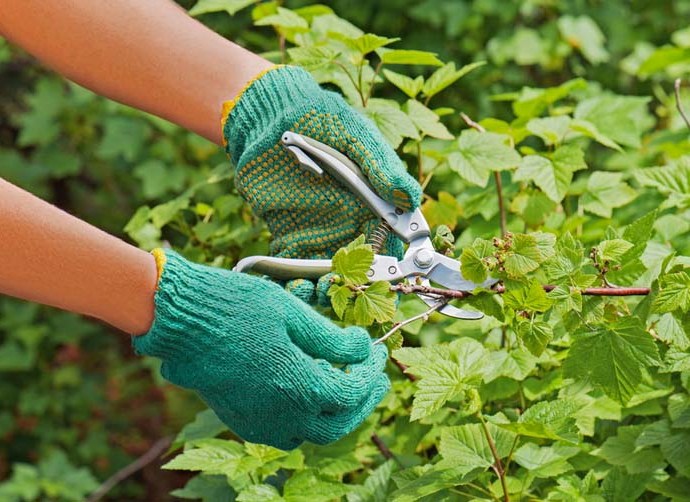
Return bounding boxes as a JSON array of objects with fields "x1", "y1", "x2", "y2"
[{"x1": 234, "y1": 131, "x2": 497, "y2": 320}]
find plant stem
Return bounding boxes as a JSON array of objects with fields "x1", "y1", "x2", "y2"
[
  {"x1": 389, "y1": 282, "x2": 650, "y2": 299},
  {"x1": 371, "y1": 433, "x2": 400, "y2": 464},
  {"x1": 417, "y1": 141, "x2": 424, "y2": 184},
  {"x1": 477, "y1": 413, "x2": 509, "y2": 502},
  {"x1": 494, "y1": 172, "x2": 507, "y2": 237},
  {"x1": 334, "y1": 62, "x2": 366, "y2": 106},
  {"x1": 373, "y1": 301, "x2": 446, "y2": 345},
  {"x1": 365, "y1": 60, "x2": 384, "y2": 106},
  {"x1": 86, "y1": 436, "x2": 172, "y2": 502},
  {"x1": 675, "y1": 78, "x2": 690, "y2": 130}
]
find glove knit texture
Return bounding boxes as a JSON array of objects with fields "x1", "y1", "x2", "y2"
[
  {"x1": 221, "y1": 65, "x2": 421, "y2": 262},
  {"x1": 133, "y1": 249, "x2": 390, "y2": 450}
]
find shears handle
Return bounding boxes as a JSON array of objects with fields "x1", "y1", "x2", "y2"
[{"x1": 281, "y1": 132, "x2": 430, "y2": 243}]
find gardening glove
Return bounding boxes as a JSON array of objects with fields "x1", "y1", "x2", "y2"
[
  {"x1": 133, "y1": 249, "x2": 390, "y2": 450},
  {"x1": 221, "y1": 65, "x2": 422, "y2": 301}
]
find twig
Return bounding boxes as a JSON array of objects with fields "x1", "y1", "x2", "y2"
[
  {"x1": 364, "y1": 60, "x2": 384, "y2": 106},
  {"x1": 675, "y1": 78, "x2": 690, "y2": 130},
  {"x1": 86, "y1": 436, "x2": 172, "y2": 502},
  {"x1": 371, "y1": 433, "x2": 400, "y2": 464},
  {"x1": 460, "y1": 112, "x2": 486, "y2": 133},
  {"x1": 477, "y1": 414, "x2": 509, "y2": 502},
  {"x1": 494, "y1": 172, "x2": 507, "y2": 237},
  {"x1": 374, "y1": 301, "x2": 446, "y2": 345},
  {"x1": 390, "y1": 282, "x2": 650, "y2": 298}
]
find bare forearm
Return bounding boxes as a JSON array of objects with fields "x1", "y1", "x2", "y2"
[
  {"x1": 0, "y1": 178, "x2": 157, "y2": 335},
  {"x1": 0, "y1": 0, "x2": 271, "y2": 144}
]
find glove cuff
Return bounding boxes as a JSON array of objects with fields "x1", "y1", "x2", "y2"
[
  {"x1": 132, "y1": 249, "x2": 229, "y2": 361},
  {"x1": 221, "y1": 65, "x2": 323, "y2": 164}
]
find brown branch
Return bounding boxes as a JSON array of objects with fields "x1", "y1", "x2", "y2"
[
  {"x1": 86, "y1": 436, "x2": 172, "y2": 502},
  {"x1": 371, "y1": 433, "x2": 400, "y2": 464},
  {"x1": 675, "y1": 78, "x2": 690, "y2": 130},
  {"x1": 460, "y1": 112, "x2": 486, "y2": 133},
  {"x1": 391, "y1": 283, "x2": 650, "y2": 298}
]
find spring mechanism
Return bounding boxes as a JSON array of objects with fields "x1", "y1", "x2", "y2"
[{"x1": 369, "y1": 220, "x2": 392, "y2": 254}]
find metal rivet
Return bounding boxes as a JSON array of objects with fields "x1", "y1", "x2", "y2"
[
  {"x1": 395, "y1": 208, "x2": 404, "y2": 215},
  {"x1": 367, "y1": 268, "x2": 375, "y2": 277},
  {"x1": 388, "y1": 266, "x2": 397, "y2": 274},
  {"x1": 410, "y1": 222, "x2": 419, "y2": 231},
  {"x1": 413, "y1": 249, "x2": 434, "y2": 269}
]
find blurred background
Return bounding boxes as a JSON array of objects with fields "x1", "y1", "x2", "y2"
[{"x1": 0, "y1": 0, "x2": 689, "y2": 499}]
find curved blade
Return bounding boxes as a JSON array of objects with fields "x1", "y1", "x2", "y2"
[
  {"x1": 415, "y1": 279, "x2": 484, "y2": 320},
  {"x1": 428, "y1": 253, "x2": 499, "y2": 291}
]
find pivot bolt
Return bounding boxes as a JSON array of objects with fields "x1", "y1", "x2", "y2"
[{"x1": 413, "y1": 249, "x2": 434, "y2": 269}]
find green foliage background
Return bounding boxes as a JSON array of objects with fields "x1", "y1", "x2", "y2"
[{"x1": 1, "y1": 0, "x2": 690, "y2": 500}]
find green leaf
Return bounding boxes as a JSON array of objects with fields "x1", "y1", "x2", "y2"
[
  {"x1": 331, "y1": 235, "x2": 374, "y2": 284},
  {"x1": 594, "y1": 425, "x2": 666, "y2": 473},
  {"x1": 345, "y1": 34, "x2": 399, "y2": 54},
  {"x1": 574, "y1": 95, "x2": 653, "y2": 148},
  {"x1": 422, "y1": 61, "x2": 486, "y2": 99},
  {"x1": 582, "y1": 172, "x2": 637, "y2": 218},
  {"x1": 652, "y1": 271, "x2": 690, "y2": 314},
  {"x1": 189, "y1": 0, "x2": 257, "y2": 16},
  {"x1": 460, "y1": 239, "x2": 495, "y2": 284},
  {"x1": 601, "y1": 467, "x2": 653, "y2": 502},
  {"x1": 511, "y1": 78, "x2": 587, "y2": 119},
  {"x1": 393, "y1": 338, "x2": 489, "y2": 420},
  {"x1": 283, "y1": 469, "x2": 352, "y2": 502},
  {"x1": 405, "y1": 100, "x2": 453, "y2": 139},
  {"x1": 484, "y1": 348, "x2": 537, "y2": 382},
  {"x1": 448, "y1": 130, "x2": 521, "y2": 187},
  {"x1": 347, "y1": 460, "x2": 394, "y2": 502},
  {"x1": 564, "y1": 318, "x2": 660, "y2": 403},
  {"x1": 597, "y1": 239, "x2": 634, "y2": 263},
  {"x1": 363, "y1": 99, "x2": 420, "y2": 148},
  {"x1": 504, "y1": 280, "x2": 553, "y2": 312},
  {"x1": 500, "y1": 399, "x2": 580, "y2": 442},
  {"x1": 570, "y1": 118, "x2": 623, "y2": 151},
  {"x1": 635, "y1": 157, "x2": 690, "y2": 209},
  {"x1": 558, "y1": 15, "x2": 609, "y2": 64},
  {"x1": 173, "y1": 409, "x2": 228, "y2": 448},
  {"x1": 328, "y1": 283, "x2": 354, "y2": 319},
  {"x1": 639, "y1": 46, "x2": 690, "y2": 76},
  {"x1": 255, "y1": 7, "x2": 308, "y2": 29},
  {"x1": 437, "y1": 423, "x2": 516, "y2": 472},
  {"x1": 421, "y1": 191, "x2": 461, "y2": 230},
  {"x1": 383, "y1": 69, "x2": 424, "y2": 99},
  {"x1": 237, "y1": 484, "x2": 282, "y2": 501},
  {"x1": 661, "y1": 432, "x2": 690, "y2": 476},
  {"x1": 353, "y1": 281, "x2": 396, "y2": 325},
  {"x1": 513, "y1": 443, "x2": 579, "y2": 478},
  {"x1": 668, "y1": 393, "x2": 690, "y2": 428},
  {"x1": 517, "y1": 320, "x2": 553, "y2": 356},
  {"x1": 171, "y1": 474, "x2": 236, "y2": 502},
  {"x1": 162, "y1": 439, "x2": 245, "y2": 475},
  {"x1": 504, "y1": 234, "x2": 544, "y2": 278},
  {"x1": 379, "y1": 49, "x2": 443, "y2": 66},
  {"x1": 514, "y1": 145, "x2": 587, "y2": 203},
  {"x1": 526, "y1": 116, "x2": 572, "y2": 146}
]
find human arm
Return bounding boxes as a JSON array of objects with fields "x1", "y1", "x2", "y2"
[
  {"x1": 0, "y1": 0, "x2": 271, "y2": 144},
  {"x1": 0, "y1": 176, "x2": 389, "y2": 448},
  {"x1": 0, "y1": 177, "x2": 157, "y2": 335}
]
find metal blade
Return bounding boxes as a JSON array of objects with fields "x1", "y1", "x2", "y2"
[
  {"x1": 415, "y1": 279, "x2": 484, "y2": 320},
  {"x1": 427, "y1": 253, "x2": 498, "y2": 291}
]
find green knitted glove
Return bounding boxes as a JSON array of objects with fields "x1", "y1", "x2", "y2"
[
  {"x1": 222, "y1": 65, "x2": 422, "y2": 262},
  {"x1": 133, "y1": 249, "x2": 390, "y2": 450}
]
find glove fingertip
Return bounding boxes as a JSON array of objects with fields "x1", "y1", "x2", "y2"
[{"x1": 285, "y1": 278, "x2": 316, "y2": 304}]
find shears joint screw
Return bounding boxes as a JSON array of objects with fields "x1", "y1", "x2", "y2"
[
  {"x1": 367, "y1": 268, "x2": 375, "y2": 277},
  {"x1": 413, "y1": 249, "x2": 434, "y2": 269},
  {"x1": 388, "y1": 266, "x2": 397, "y2": 274}
]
